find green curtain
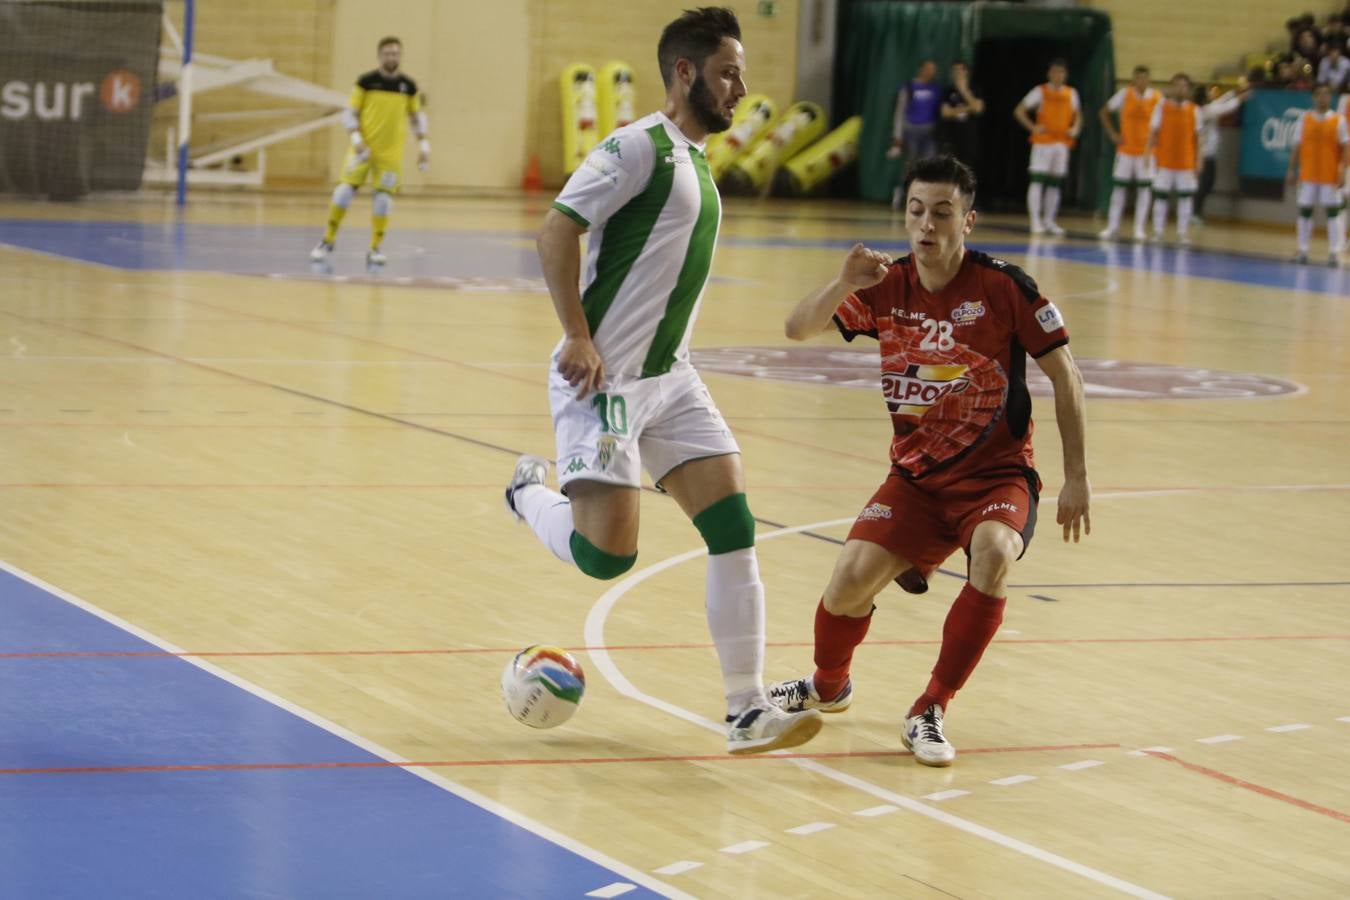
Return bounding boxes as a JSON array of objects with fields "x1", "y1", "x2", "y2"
[
  {"x1": 835, "y1": 2, "x2": 967, "y2": 203},
  {"x1": 835, "y1": 1, "x2": 1116, "y2": 210}
]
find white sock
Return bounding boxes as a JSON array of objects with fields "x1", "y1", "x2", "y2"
[
  {"x1": 705, "y1": 548, "x2": 768, "y2": 716},
  {"x1": 1329, "y1": 213, "x2": 1345, "y2": 254},
  {"x1": 1133, "y1": 187, "x2": 1152, "y2": 234},
  {"x1": 1044, "y1": 186, "x2": 1062, "y2": 226},
  {"x1": 1107, "y1": 186, "x2": 1126, "y2": 232},
  {"x1": 1153, "y1": 195, "x2": 1169, "y2": 235},
  {"x1": 1027, "y1": 182, "x2": 1043, "y2": 228},
  {"x1": 1297, "y1": 215, "x2": 1313, "y2": 253},
  {"x1": 512, "y1": 484, "x2": 576, "y2": 565},
  {"x1": 1177, "y1": 196, "x2": 1194, "y2": 238}
]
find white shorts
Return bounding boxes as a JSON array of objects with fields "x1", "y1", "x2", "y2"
[
  {"x1": 1153, "y1": 167, "x2": 1198, "y2": 194},
  {"x1": 550, "y1": 363, "x2": 740, "y2": 491},
  {"x1": 1028, "y1": 143, "x2": 1071, "y2": 178},
  {"x1": 1297, "y1": 182, "x2": 1345, "y2": 208},
  {"x1": 1112, "y1": 152, "x2": 1154, "y2": 184}
]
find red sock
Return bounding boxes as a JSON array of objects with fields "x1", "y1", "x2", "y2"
[
  {"x1": 811, "y1": 599, "x2": 872, "y2": 701},
  {"x1": 908, "y1": 583, "x2": 1005, "y2": 717}
]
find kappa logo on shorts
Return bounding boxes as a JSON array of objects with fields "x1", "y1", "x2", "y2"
[
  {"x1": 596, "y1": 435, "x2": 618, "y2": 471},
  {"x1": 1036, "y1": 303, "x2": 1065, "y2": 333},
  {"x1": 857, "y1": 502, "x2": 893, "y2": 521},
  {"x1": 951, "y1": 300, "x2": 986, "y2": 326},
  {"x1": 981, "y1": 501, "x2": 1019, "y2": 515},
  {"x1": 563, "y1": 457, "x2": 589, "y2": 475}
]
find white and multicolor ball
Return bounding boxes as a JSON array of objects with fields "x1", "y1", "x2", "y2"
[{"x1": 501, "y1": 645, "x2": 586, "y2": 729}]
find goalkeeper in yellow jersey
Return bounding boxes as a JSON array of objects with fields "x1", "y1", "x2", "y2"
[{"x1": 311, "y1": 36, "x2": 429, "y2": 270}]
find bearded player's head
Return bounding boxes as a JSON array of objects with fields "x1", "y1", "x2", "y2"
[
  {"x1": 903, "y1": 155, "x2": 978, "y2": 268},
  {"x1": 658, "y1": 7, "x2": 747, "y2": 138},
  {"x1": 377, "y1": 37, "x2": 401, "y2": 76}
]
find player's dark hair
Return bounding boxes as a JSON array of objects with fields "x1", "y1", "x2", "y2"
[
  {"x1": 378, "y1": 36, "x2": 401, "y2": 51},
  {"x1": 1171, "y1": 72, "x2": 1192, "y2": 84},
  {"x1": 1133, "y1": 65, "x2": 1150, "y2": 75},
  {"x1": 657, "y1": 7, "x2": 742, "y2": 88},
  {"x1": 1313, "y1": 80, "x2": 1334, "y2": 93},
  {"x1": 903, "y1": 154, "x2": 977, "y2": 210},
  {"x1": 1049, "y1": 57, "x2": 1068, "y2": 70}
]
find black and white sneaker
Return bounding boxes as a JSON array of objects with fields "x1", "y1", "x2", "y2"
[
  {"x1": 767, "y1": 676, "x2": 853, "y2": 713},
  {"x1": 309, "y1": 240, "x2": 334, "y2": 262},
  {"x1": 725, "y1": 705, "x2": 823, "y2": 755},
  {"x1": 504, "y1": 455, "x2": 549, "y2": 522},
  {"x1": 902, "y1": 703, "x2": 956, "y2": 767}
]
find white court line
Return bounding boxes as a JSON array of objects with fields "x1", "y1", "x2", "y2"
[
  {"x1": 653, "y1": 861, "x2": 703, "y2": 876},
  {"x1": 923, "y1": 789, "x2": 970, "y2": 802},
  {"x1": 1265, "y1": 724, "x2": 1312, "y2": 733},
  {"x1": 0, "y1": 560, "x2": 693, "y2": 900},
  {"x1": 1338, "y1": 717, "x2": 1350, "y2": 723},
  {"x1": 1196, "y1": 735, "x2": 1243, "y2": 744},
  {"x1": 585, "y1": 884, "x2": 636, "y2": 898},
  {"x1": 1059, "y1": 760, "x2": 1105, "y2": 771},
  {"x1": 855, "y1": 804, "x2": 899, "y2": 817},
  {"x1": 583, "y1": 517, "x2": 1170, "y2": 900},
  {"x1": 990, "y1": 775, "x2": 1037, "y2": 786},
  {"x1": 720, "y1": 841, "x2": 769, "y2": 855},
  {"x1": 1126, "y1": 746, "x2": 1174, "y2": 757},
  {"x1": 786, "y1": 822, "x2": 835, "y2": 835}
]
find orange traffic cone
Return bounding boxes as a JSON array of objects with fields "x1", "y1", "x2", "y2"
[{"x1": 522, "y1": 153, "x2": 542, "y2": 191}]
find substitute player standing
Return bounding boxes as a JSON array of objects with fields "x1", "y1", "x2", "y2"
[
  {"x1": 1098, "y1": 65, "x2": 1161, "y2": 241},
  {"x1": 310, "y1": 36, "x2": 429, "y2": 270},
  {"x1": 1287, "y1": 82, "x2": 1348, "y2": 266},
  {"x1": 1014, "y1": 59, "x2": 1081, "y2": 236},
  {"x1": 1145, "y1": 73, "x2": 1203, "y2": 244},
  {"x1": 503, "y1": 7, "x2": 823, "y2": 755},
  {"x1": 768, "y1": 155, "x2": 1091, "y2": 767}
]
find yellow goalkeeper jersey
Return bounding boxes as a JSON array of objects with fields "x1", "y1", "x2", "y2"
[{"x1": 349, "y1": 70, "x2": 422, "y2": 160}]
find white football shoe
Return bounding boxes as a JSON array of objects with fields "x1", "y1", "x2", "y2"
[{"x1": 902, "y1": 703, "x2": 956, "y2": 767}]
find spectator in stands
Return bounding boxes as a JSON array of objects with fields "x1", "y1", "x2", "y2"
[
  {"x1": 1324, "y1": 16, "x2": 1347, "y2": 53},
  {"x1": 1319, "y1": 43, "x2": 1350, "y2": 92},
  {"x1": 939, "y1": 61, "x2": 985, "y2": 173},
  {"x1": 1296, "y1": 29, "x2": 1324, "y2": 66},
  {"x1": 887, "y1": 59, "x2": 942, "y2": 207},
  {"x1": 1194, "y1": 81, "x2": 1250, "y2": 225}
]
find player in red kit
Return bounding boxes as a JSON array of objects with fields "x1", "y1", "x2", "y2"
[{"x1": 769, "y1": 155, "x2": 1091, "y2": 766}]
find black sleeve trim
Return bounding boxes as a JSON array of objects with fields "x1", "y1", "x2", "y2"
[
  {"x1": 356, "y1": 70, "x2": 380, "y2": 90},
  {"x1": 968, "y1": 249, "x2": 1041, "y2": 302},
  {"x1": 402, "y1": 76, "x2": 419, "y2": 94},
  {"x1": 832, "y1": 314, "x2": 878, "y2": 343},
  {"x1": 1030, "y1": 337, "x2": 1069, "y2": 359}
]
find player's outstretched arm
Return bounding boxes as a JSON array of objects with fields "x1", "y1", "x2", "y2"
[
  {"x1": 784, "y1": 243, "x2": 891, "y2": 340},
  {"x1": 1035, "y1": 344, "x2": 1091, "y2": 543},
  {"x1": 537, "y1": 209, "x2": 604, "y2": 399}
]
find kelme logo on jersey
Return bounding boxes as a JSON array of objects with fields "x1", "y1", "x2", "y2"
[
  {"x1": 882, "y1": 363, "x2": 970, "y2": 416},
  {"x1": 857, "y1": 502, "x2": 893, "y2": 521},
  {"x1": 951, "y1": 300, "x2": 986, "y2": 326}
]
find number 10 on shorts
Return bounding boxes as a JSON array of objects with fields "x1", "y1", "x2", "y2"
[{"x1": 591, "y1": 393, "x2": 629, "y2": 435}]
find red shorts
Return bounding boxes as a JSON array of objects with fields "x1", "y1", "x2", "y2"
[{"x1": 847, "y1": 467, "x2": 1040, "y2": 573}]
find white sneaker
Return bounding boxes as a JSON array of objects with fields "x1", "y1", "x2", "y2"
[
  {"x1": 504, "y1": 455, "x2": 549, "y2": 521},
  {"x1": 1097, "y1": 227, "x2": 1117, "y2": 241},
  {"x1": 309, "y1": 240, "x2": 333, "y2": 262},
  {"x1": 1132, "y1": 228, "x2": 1147, "y2": 242},
  {"x1": 902, "y1": 703, "x2": 956, "y2": 767},
  {"x1": 726, "y1": 705, "x2": 823, "y2": 755},
  {"x1": 1029, "y1": 223, "x2": 1045, "y2": 236},
  {"x1": 1045, "y1": 222, "x2": 1066, "y2": 237},
  {"x1": 767, "y1": 676, "x2": 853, "y2": 714},
  {"x1": 1178, "y1": 233, "x2": 1192, "y2": 246},
  {"x1": 366, "y1": 249, "x2": 387, "y2": 268}
]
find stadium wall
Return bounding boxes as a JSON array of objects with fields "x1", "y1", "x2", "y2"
[{"x1": 1082, "y1": 0, "x2": 1321, "y2": 82}]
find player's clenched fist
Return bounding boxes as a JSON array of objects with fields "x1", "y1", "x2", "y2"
[
  {"x1": 839, "y1": 243, "x2": 892, "y2": 290},
  {"x1": 557, "y1": 335, "x2": 605, "y2": 400}
]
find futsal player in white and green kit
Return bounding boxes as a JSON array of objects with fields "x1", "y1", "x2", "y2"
[{"x1": 505, "y1": 7, "x2": 823, "y2": 755}]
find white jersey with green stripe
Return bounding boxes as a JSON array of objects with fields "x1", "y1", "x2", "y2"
[{"x1": 551, "y1": 112, "x2": 722, "y2": 379}]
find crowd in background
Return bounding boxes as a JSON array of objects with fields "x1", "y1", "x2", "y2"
[{"x1": 1257, "y1": 7, "x2": 1350, "y2": 91}]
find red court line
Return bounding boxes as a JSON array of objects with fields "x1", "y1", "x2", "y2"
[
  {"x1": 1, "y1": 635, "x2": 1345, "y2": 661},
  {"x1": 0, "y1": 742, "x2": 1120, "y2": 776},
  {"x1": 1144, "y1": 752, "x2": 1350, "y2": 825}
]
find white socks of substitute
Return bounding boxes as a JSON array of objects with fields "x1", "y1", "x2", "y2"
[
  {"x1": 1298, "y1": 215, "x2": 1314, "y2": 254},
  {"x1": 706, "y1": 548, "x2": 768, "y2": 716},
  {"x1": 1027, "y1": 183, "x2": 1043, "y2": 229},
  {"x1": 1153, "y1": 195, "x2": 1170, "y2": 236},
  {"x1": 1329, "y1": 213, "x2": 1346, "y2": 255},
  {"x1": 1176, "y1": 196, "x2": 1194, "y2": 239},
  {"x1": 1134, "y1": 187, "x2": 1152, "y2": 235},
  {"x1": 1107, "y1": 187, "x2": 1127, "y2": 233},
  {"x1": 512, "y1": 484, "x2": 576, "y2": 565},
  {"x1": 1043, "y1": 186, "x2": 1062, "y2": 228}
]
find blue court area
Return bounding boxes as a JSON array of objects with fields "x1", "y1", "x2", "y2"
[
  {"x1": 1, "y1": 216, "x2": 1346, "y2": 296},
  {"x1": 0, "y1": 568, "x2": 665, "y2": 899}
]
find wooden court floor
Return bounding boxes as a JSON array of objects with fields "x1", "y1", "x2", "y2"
[{"x1": 1, "y1": 190, "x2": 1348, "y2": 898}]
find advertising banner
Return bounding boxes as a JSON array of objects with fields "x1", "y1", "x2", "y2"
[{"x1": 1238, "y1": 89, "x2": 1313, "y2": 181}]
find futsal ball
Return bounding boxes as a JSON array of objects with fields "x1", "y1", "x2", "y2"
[{"x1": 501, "y1": 645, "x2": 586, "y2": 728}]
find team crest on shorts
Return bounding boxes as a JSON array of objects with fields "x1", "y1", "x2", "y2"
[
  {"x1": 596, "y1": 435, "x2": 618, "y2": 471},
  {"x1": 857, "y1": 502, "x2": 893, "y2": 521}
]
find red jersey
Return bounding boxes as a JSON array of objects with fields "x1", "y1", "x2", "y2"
[{"x1": 833, "y1": 250, "x2": 1069, "y2": 487}]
